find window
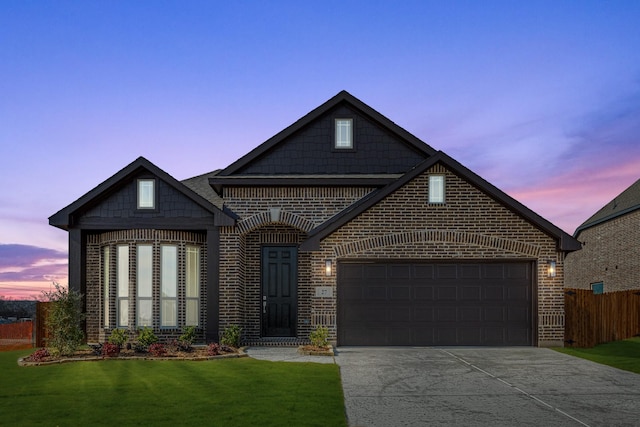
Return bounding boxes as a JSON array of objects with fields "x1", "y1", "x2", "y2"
[
  {"x1": 185, "y1": 246, "x2": 200, "y2": 326},
  {"x1": 103, "y1": 247, "x2": 110, "y2": 328},
  {"x1": 161, "y1": 246, "x2": 178, "y2": 327},
  {"x1": 591, "y1": 282, "x2": 604, "y2": 295},
  {"x1": 429, "y1": 175, "x2": 445, "y2": 203},
  {"x1": 103, "y1": 240, "x2": 203, "y2": 330},
  {"x1": 335, "y1": 118, "x2": 353, "y2": 149},
  {"x1": 117, "y1": 245, "x2": 129, "y2": 327},
  {"x1": 137, "y1": 179, "x2": 155, "y2": 209},
  {"x1": 137, "y1": 245, "x2": 153, "y2": 327}
]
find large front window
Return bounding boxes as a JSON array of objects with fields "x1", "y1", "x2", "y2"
[
  {"x1": 117, "y1": 245, "x2": 129, "y2": 327},
  {"x1": 137, "y1": 245, "x2": 153, "y2": 327},
  {"x1": 185, "y1": 246, "x2": 200, "y2": 326},
  {"x1": 161, "y1": 245, "x2": 178, "y2": 327},
  {"x1": 101, "y1": 234, "x2": 204, "y2": 331}
]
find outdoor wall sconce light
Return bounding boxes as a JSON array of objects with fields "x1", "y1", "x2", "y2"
[
  {"x1": 548, "y1": 260, "x2": 556, "y2": 278},
  {"x1": 325, "y1": 259, "x2": 332, "y2": 276}
]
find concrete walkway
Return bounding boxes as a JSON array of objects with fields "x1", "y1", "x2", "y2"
[{"x1": 246, "y1": 346, "x2": 640, "y2": 427}]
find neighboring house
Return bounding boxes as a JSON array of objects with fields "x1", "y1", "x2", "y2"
[
  {"x1": 50, "y1": 91, "x2": 580, "y2": 347},
  {"x1": 565, "y1": 178, "x2": 640, "y2": 293}
]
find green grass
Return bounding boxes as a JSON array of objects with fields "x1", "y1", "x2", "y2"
[
  {"x1": 553, "y1": 336, "x2": 640, "y2": 374},
  {"x1": 1, "y1": 350, "x2": 347, "y2": 426}
]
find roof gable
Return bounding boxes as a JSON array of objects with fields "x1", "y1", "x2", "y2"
[
  {"x1": 49, "y1": 157, "x2": 234, "y2": 230},
  {"x1": 574, "y1": 178, "x2": 640, "y2": 236},
  {"x1": 219, "y1": 91, "x2": 437, "y2": 176},
  {"x1": 300, "y1": 151, "x2": 581, "y2": 252}
]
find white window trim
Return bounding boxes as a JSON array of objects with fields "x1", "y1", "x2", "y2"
[
  {"x1": 160, "y1": 245, "x2": 178, "y2": 328},
  {"x1": 103, "y1": 246, "x2": 110, "y2": 328},
  {"x1": 185, "y1": 246, "x2": 200, "y2": 327},
  {"x1": 137, "y1": 179, "x2": 155, "y2": 209},
  {"x1": 136, "y1": 245, "x2": 153, "y2": 327},
  {"x1": 429, "y1": 175, "x2": 445, "y2": 204},
  {"x1": 116, "y1": 245, "x2": 129, "y2": 327},
  {"x1": 335, "y1": 118, "x2": 353, "y2": 149}
]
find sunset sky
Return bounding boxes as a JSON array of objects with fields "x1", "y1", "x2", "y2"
[{"x1": 1, "y1": 1, "x2": 639, "y2": 299}]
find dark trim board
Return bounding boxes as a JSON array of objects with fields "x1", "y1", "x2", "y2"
[{"x1": 337, "y1": 260, "x2": 536, "y2": 346}]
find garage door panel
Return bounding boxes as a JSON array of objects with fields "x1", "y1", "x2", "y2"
[
  {"x1": 390, "y1": 286, "x2": 411, "y2": 300},
  {"x1": 461, "y1": 286, "x2": 481, "y2": 300},
  {"x1": 436, "y1": 265, "x2": 458, "y2": 279},
  {"x1": 390, "y1": 306, "x2": 412, "y2": 322},
  {"x1": 436, "y1": 286, "x2": 457, "y2": 300},
  {"x1": 413, "y1": 265, "x2": 435, "y2": 279},
  {"x1": 460, "y1": 307, "x2": 482, "y2": 322},
  {"x1": 338, "y1": 261, "x2": 533, "y2": 346},
  {"x1": 414, "y1": 286, "x2": 434, "y2": 300}
]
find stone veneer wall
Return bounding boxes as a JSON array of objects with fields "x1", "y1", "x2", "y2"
[
  {"x1": 219, "y1": 164, "x2": 567, "y2": 346},
  {"x1": 566, "y1": 210, "x2": 640, "y2": 292},
  {"x1": 85, "y1": 229, "x2": 207, "y2": 344}
]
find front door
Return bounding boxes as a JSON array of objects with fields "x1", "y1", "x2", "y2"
[{"x1": 261, "y1": 246, "x2": 298, "y2": 337}]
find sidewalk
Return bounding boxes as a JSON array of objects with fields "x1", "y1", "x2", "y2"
[{"x1": 245, "y1": 346, "x2": 336, "y2": 364}]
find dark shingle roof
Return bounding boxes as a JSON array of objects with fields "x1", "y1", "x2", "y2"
[
  {"x1": 181, "y1": 170, "x2": 224, "y2": 208},
  {"x1": 574, "y1": 178, "x2": 640, "y2": 237}
]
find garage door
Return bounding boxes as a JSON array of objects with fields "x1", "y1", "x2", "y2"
[{"x1": 337, "y1": 261, "x2": 534, "y2": 346}]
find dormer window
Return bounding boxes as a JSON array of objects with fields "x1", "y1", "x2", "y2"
[
  {"x1": 335, "y1": 118, "x2": 353, "y2": 149},
  {"x1": 137, "y1": 179, "x2": 155, "y2": 209}
]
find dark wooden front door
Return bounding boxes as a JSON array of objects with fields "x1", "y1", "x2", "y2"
[{"x1": 262, "y1": 246, "x2": 297, "y2": 337}]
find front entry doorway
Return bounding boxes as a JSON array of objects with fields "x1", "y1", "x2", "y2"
[{"x1": 261, "y1": 246, "x2": 298, "y2": 337}]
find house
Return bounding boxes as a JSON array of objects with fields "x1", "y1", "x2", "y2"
[
  {"x1": 49, "y1": 91, "x2": 580, "y2": 347},
  {"x1": 565, "y1": 178, "x2": 640, "y2": 293}
]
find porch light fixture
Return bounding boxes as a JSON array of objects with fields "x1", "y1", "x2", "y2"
[
  {"x1": 548, "y1": 260, "x2": 557, "y2": 278},
  {"x1": 325, "y1": 259, "x2": 332, "y2": 276}
]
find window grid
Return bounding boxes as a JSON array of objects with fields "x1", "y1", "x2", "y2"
[
  {"x1": 335, "y1": 118, "x2": 353, "y2": 149},
  {"x1": 137, "y1": 179, "x2": 155, "y2": 209}
]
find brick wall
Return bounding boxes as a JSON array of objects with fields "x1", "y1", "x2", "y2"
[
  {"x1": 219, "y1": 163, "x2": 567, "y2": 346},
  {"x1": 566, "y1": 210, "x2": 640, "y2": 292},
  {"x1": 85, "y1": 230, "x2": 207, "y2": 344}
]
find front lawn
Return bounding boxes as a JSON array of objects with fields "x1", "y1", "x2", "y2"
[
  {"x1": 1, "y1": 350, "x2": 347, "y2": 426},
  {"x1": 553, "y1": 337, "x2": 640, "y2": 374}
]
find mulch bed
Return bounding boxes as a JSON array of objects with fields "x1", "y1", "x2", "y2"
[{"x1": 18, "y1": 346, "x2": 246, "y2": 366}]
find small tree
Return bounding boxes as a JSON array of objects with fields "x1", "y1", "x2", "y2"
[{"x1": 42, "y1": 283, "x2": 85, "y2": 356}]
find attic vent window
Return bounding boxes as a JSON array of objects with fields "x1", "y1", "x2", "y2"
[
  {"x1": 428, "y1": 175, "x2": 445, "y2": 204},
  {"x1": 335, "y1": 118, "x2": 353, "y2": 149},
  {"x1": 137, "y1": 179, "x2": 155, "y2": 209}
]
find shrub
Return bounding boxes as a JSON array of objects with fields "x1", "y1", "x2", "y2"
[
  {"x1": 108, "y1": 328, "x2": 128, "y2": 347},
  {"x1": 42, "y1": 282, "x2": 85, "y2": 356},
  {"x1": 220, "y1": 324, "x2": 242, "y2": 348},
  {"x1": 101, "y1": 342, "x2": 120, "y2": 357},
  {"x1": 28, "y1": 348, "x2": 50, "y2": 362},
  {"x1": 179, "y1": 325, "x2": 197, "y2": 344},
  {"x1": 135, "y1": 327, "x2": 158, "y2": 352},
  {"x1": 207, "y1": 342, "x2": 221, "y2": 356},
  {"x1": 309, "y1": 326, "x2": 329, "y2": 348},
  {"x1": 89, "y1": 343, "x2": 103, "y2": 356},
  {"x1": 174, "y1": 325, "x2": 197, "y2": 352},
  {"x1": 148, "y1": 343, "x2": 167, "y2": 357}
]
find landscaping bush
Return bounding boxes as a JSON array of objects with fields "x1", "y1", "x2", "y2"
[
  {"x1": 134, "y1": 327, "x2": 158, "y2": 352},
  {"x1": 220, "y1": 325, "x2": 242, "y2": 348},
  {"x1": 101, "y1": 342, "x2": 120, "y2": 357},
  {"x1": 207, "y1": 343, "x2": 221, "y2": 356},
  {"x1": 148, "y1": 343, "x2": 167, "y2": 357},
  {"x1": 42, "y1": 283, "x2": 85, "y2": 356},
  {"x1": 174, "y1": 325, "x2": 197, "y2": 352},
  {"x1": 27, "y1": 348, "x2": 50, "y2": 362},
  {"x1": 108, "y1": 328, "x2": 128, "y2": 347},
  {"x1": 309, "y1": 326, "x2": 329, "y2": 348}
]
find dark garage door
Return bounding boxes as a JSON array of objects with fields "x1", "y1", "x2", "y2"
[{"x1": 337, "y1": 261, "x2": 534, "y2": 346}]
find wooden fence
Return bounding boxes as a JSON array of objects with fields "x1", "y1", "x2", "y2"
[{"x1": 564, "y1": 288, "x2": 640, "y2": 348}]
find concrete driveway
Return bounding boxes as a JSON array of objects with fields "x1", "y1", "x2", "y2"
[{"x1": 336, "y1": 347, "x2": 640, "y2": 427}]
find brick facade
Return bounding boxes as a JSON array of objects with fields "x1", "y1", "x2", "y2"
[
  {"x1": 565, "y1": 210, "x2": 640, "y2": 292},
  {"x1": 219, "y1": 163, "x2": 567, "y2": 346}
]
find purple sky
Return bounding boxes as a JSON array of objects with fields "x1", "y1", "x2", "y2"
[{"x1": 1, "y1": 2, "x2": 639, "y2": 299}]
